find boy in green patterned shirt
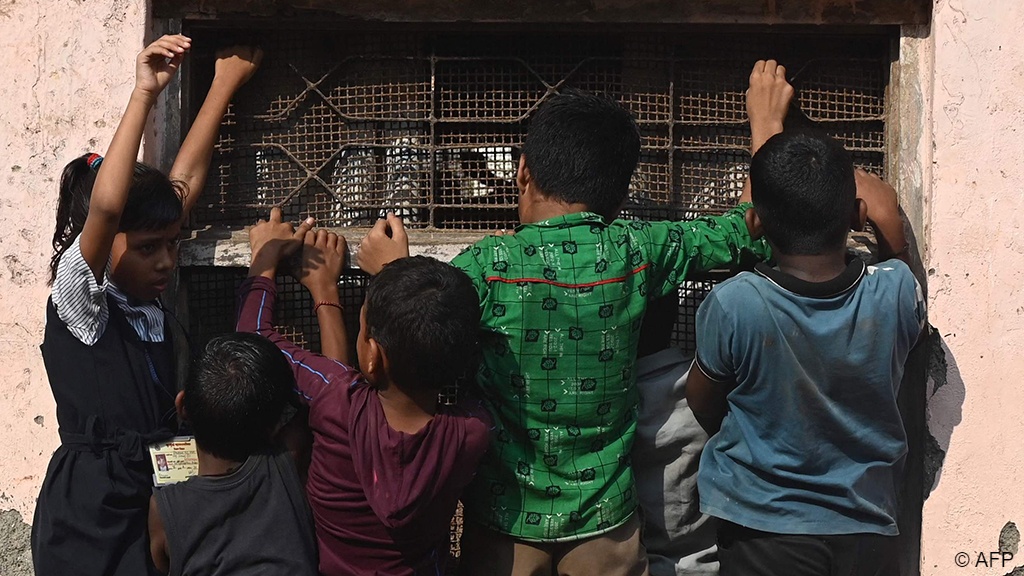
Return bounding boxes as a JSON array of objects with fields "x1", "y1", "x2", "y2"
[{"x1": 358, "y1": 60, "x2": 793, "y2": 576}]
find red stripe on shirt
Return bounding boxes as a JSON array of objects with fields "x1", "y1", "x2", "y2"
[{"x1": 485, "y1": 263, "x2": 651, "y2": 289}]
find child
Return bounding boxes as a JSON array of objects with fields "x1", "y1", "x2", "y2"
[
  {"x1": 147, "y1": 333, "x2": 319, "y2": 575},
  {"x1": 33, "y1": 36, "x2": 261, "y2": 576},
  {"x1": 357, "y1": 61, "x2": 792, "y2": 575},
  {"x1": 632, "y1": 295, "x2": 718, "y2": 576},
  {"x1": 685, "y1": 130, "x2": 924, "y2": 575},
  {"x1": 237, "y1": 209, "x2": 492, "y2": 576}
]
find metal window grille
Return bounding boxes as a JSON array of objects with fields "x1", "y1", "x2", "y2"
[
  {"x1": 180, "y1": 26, "x2": 892, "y2": 569},
  {"x1": 184, "y1": 26, "x2": 889, "y2": 353}
]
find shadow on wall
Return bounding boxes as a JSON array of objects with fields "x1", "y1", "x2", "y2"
[
  {"x1": 925, "y1": 334, "x2": 1024, "y2": 576},
  {"x1": 923, "y1": 330, "x2": 964, "y2": 496}
]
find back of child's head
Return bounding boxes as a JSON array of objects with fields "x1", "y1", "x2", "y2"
[
  {"x1": 49, "y1": 153, "x2": 184, "y2": 284},
  {"x1": 185, "y1": 333, "x2": 294, "y2": 462},
  {"x1": 365, "y1": 256, "x2": 481, "y2": 391},
  {"x1": 522, "y1": 89, "x2": 640, "y2": 219},
  {"x1": 750, "y1": 130, "x2": 856, "y2": 255}
]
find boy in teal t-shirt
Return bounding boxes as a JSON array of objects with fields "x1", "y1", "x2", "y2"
[
  {"x1": 686, "y1": 130, "x2": 924, "y2": 575},
  {"x1": 358, "y1": 60, "x2": 793, "y2": 575}
]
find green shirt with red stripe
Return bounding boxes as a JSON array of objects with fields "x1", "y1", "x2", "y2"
[{"x1": 451, "y1": 204, "x2": 771, "y2": 541}]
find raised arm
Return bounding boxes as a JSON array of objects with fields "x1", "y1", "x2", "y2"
[
  {"x1": 296, "y1": 229, "x2": 350, "y2": 364},
  {"x1": 240, "y1": 209, "x2": 358, "y2": 400},
  {"x1": 854, "y1": 170, "x2": 911, "y2": 264},
  {"x1": 79, "y1": 35, "x2": 189, "y2": 282},
  {"x1": 170, "y1": 46, "x2": 262, "y2": 216},
  {"x1": 740, "y1": 59, "x2": 793, "y2": 204}
]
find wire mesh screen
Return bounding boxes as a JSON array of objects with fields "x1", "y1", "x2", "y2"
[
  {"x1": 182, "y1": 26, "x2": 891, "y2": 572},
  {"x1": 188, "y1": 29, "x2": 890, "y2": 229}
]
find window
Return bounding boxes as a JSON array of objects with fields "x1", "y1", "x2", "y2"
[{"x1": 180, "y1": 26, "x2": 893, "y2": 358}]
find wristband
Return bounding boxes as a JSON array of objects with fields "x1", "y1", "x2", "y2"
[{"x1": 314, "y1": 301, "x2": 343, "y2": 314}]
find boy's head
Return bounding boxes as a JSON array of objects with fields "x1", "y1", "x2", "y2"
[
  {"x1": 750, "y1": 130, "x2": 860, "y2": 255},
  {"x1": 519, "y1": 89, "x2": 641, "y2": 221},
  {"x1": 359, "y1": 256, "x2": 481, "y2": 392},
  {"x1": 181, "y1": 333, "x2": 294, "y2": 462}
]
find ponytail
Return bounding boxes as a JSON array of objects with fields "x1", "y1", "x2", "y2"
[
  {"x1": 49, "y1": 154, "x2": 184, "y2": 286},
  {"x1": 50, "y1": 155, "x2": 96, "y2": 285}
]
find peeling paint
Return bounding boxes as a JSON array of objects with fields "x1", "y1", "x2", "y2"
[
  {"x1": 1001, "y1": 522, "x2": 1020, "y2": 555},
  {"x1": 0, "y1": 509, "x2": 32, "y2": 576},
  {"x1": 922, "y1": 430, "x2": 945, "y2": 499},
  {"x1": 927, "y1": 330, "x2": 948, "y2": 396}
]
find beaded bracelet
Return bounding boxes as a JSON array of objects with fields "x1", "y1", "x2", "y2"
[{"x1": 314, "y1": 301, "x2": 344, "y2": 314}]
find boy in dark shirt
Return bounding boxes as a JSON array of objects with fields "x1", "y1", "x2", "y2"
[
  {"x1": 238, "y1": 210, "x2": 492, "y2": 576},
  {"x1": 148, "y1": 332, "x2": 319, "y2": 576}
]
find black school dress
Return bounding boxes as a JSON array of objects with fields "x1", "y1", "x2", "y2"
[{"x1": 32, "y1": 295, "x2": 180, "y2": 576}]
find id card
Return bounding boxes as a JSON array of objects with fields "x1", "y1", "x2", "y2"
[{"x1": 148, "y1": 436, "x2": 199, "y2": 486}]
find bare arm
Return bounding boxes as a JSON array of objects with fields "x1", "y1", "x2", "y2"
[
  {"x1": 80, "y1": 35, "x2": 190, "y2": 282},
  {"x1": 685, "y1": 360, "x2": 733, "y2": 436},
  {"x1": 171, "y1": 46, "x2": 262, "y2": 216},
  {"x1": 148, "y1": 495, "x2": 170, "y2": 574},
  {"x1": 297, "y1": 229, "x2": 351, "y2": 364},
  {"x1": 739, "y1": 59, "x2": 793, "y2": 204},
  {"x1": 854, "y1": 169, "x2": 910, "y2": 265}
]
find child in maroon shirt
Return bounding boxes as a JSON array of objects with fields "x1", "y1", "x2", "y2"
[{"x1": 238, "y1": 209, "x2": 492, "y2": 576}]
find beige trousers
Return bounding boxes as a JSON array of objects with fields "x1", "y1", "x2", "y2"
[{"x1": 459, "y1": 512, "x2": 649, "y2": 576}]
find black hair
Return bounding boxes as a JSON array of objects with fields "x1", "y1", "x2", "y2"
[
  {"x1": 750, "y1": 130, "x2": 856, "y2": 255},
  {"x1": 521, "y1": 89, "x2": 641, "y2": 220},
  {"x1": 49, "y1": 154, "x2": 185, "y2": 284},
  {"x1": 365, "y1": 256, "x2": 482, "y2": 391},
  {"x1": 184, "y1": 333, "x2": 294, "y2": 462}
]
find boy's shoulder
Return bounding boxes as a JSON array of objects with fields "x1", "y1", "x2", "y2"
[{"x1": 437, "y1": 395, "x2": 493, "y2": 449}]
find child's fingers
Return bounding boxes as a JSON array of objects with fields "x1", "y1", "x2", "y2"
[
  {"x1": 294, "y1": 216, "x2": 316, "y2": 239},
  {"x1": 751, "y1": 60, "x2": 766, "y2": 77},
  {"x1": 775, "y1": 64, "x2": 787, "y2": 79},
  {"x1": 166, "y1": 53, "x2": 184, "y2": 71},
  {"x1": 269, "y1": 207, "x2": 284, "y2": 223},
  {"x1": 335, "y1": 235, "x2": 347, "y2": 256},
  {"x1": 315, "y1": 229, "x2": 329, "y2": 247},
  {"x1": 386, "y1": 212, "x2": 407, "y2": 243},
  {"x1": 369, "y1": 216, "x2": 389, "y2": 238},
  {"x1": 303, "y1": 230, "x2": 316, "y2": 246}
]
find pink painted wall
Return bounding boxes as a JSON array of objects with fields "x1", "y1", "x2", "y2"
[
  {"x1": 0, "y1": 0, "x2": 1021, "y2": 573},
  {"x1": 921, "y1": 0, "x2": 1024, "y2": 572},
  {"x1": 0, "y1": 1, "x2": 149, "y2": 523}
]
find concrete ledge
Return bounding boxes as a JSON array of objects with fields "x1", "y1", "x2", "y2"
[{"x1": 179, "y1": 225, "x2": 880, "y2": 270}]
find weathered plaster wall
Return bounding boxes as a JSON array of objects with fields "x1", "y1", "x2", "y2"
[
  {"x1": 921, "y1": 0, "x2": 1024, "y2": 574},
  {"x1": 0, "y1": 2, "x2": 150, "y2": 573},
  {"x1": 2, "y1": 1, "x2": 1023, "y2": 575}
]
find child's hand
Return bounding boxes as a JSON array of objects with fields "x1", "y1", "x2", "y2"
[
  {"x1": 214, "y1": 46, "x2": 264, "y2": 90},
  {"x1": 358, "y1": 213, "x2": 410, "y2": 275},
  {"x1": 296, "y1": 229, "x2": 348, "y2": 300},
  {"x1": 747, "y1": 59, "x2": 794, "y2": 154},
  {"x1": 248, "y1": 208, "x2": 315, "y2": 278},
  {"x1": 135, "y1": 35, "x2": 191, "y2": 100}
]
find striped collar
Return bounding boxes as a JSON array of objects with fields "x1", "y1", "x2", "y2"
[{"x1": 108, "y1": 282, "x2": 166, "y2": 343}]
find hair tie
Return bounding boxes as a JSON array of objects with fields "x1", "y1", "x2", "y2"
[{"x1": 86, "y1": 153, "x2": 103, "y2": 170}]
